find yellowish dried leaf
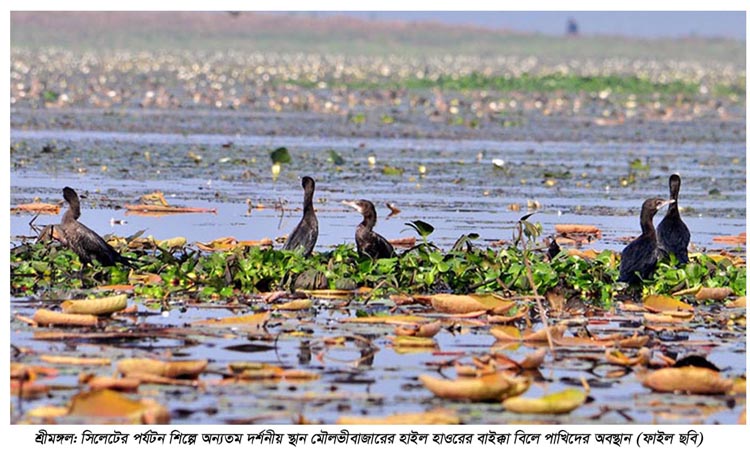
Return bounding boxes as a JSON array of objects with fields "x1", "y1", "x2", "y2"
[
  {"x1": 337, "y1": 408, "x2": 459, "y2": 425},
  {"x1": 727, "y1": 296, "x2": 746, "y2": 308},
  {"x1": 430, "y1": 293, "x2": 515, "y2": 315},
  {"x1": 117, "y1": 358, "x2": 207, "y2": 379},
  {"x1": 643, "y1": 294, "x2": 694, "y2": 313},
  {"x1": 61, "y1": 294, "x2": 128, "y2": 315},
  {"x1": 273, "y1": 299, "x2": 313, "y2": 311},
  {"x1": 695, "y1": 287, "x2": 734, "y2": 301},
  {"x1": 391, "y1": 336, "x2": 437, "y2": 348},
  {"x1": 341, "y1": 314, "x2": 426, "y2": 325},
  {"x1": 33, "y1": 309, "x2": 98, "y2": 327},
  {"x1": 68, "y1": 389, "x2": 170, "y2": 423},
  {"x1": 40, "y1": 355, "x2": 111, "y2": 366},
  {"x1": 193, "y1": 311, "x2": 269, "y2": 329},
  {"x1": 605, "y1": 348, "x2": 650, "y2": 367},
  {"x1": 26, "y1": 405, "x2": 69, "y2": 420},
  {"x1": 642, "y1": 367, "x2": 733, "y2": 395},
  {"x1": 420, "y1": 372, "x2": 530, "y2": 402},
  {"x1": 502, "y1": 388, "x2": 587, "y2": 414},
  {"x1": 643, "y1": 312, "x2": 694, "y2": 323},
  {"x1": 519, "y1": 349, "x2": 547, "y2": 370}
]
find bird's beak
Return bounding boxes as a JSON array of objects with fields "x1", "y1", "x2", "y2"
[
  {"x1": 657, "y1": 199, "x2": 675, "y2": 210},
  {"x1": 341, "y1": 200, "x2": 362, "y2": 213}
]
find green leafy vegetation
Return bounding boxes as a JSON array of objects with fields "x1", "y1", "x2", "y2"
[{"x1": 10, "y1": 236, "x2": 745, "y2": 309}]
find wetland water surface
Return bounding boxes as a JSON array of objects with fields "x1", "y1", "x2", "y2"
[{"x1": 9, "y1": 121, "x2": 746, "y2": 425}]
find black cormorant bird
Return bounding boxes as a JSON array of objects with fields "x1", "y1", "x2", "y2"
[
  {"x1": 618, "y1": 197, "x2": 673, "y2": 284},
  {"x1": 657, "y1": 174, "x2": 690, "y2": 264},
  {"x1": 56, "y1": 187, "x2": 131, "y2": 269},
  {"x1": 342, "y1": 199, "x2": 395, "y2": 259},
  {"x1": 282, "y1": 176, "x2": 318, "y2": 257}
]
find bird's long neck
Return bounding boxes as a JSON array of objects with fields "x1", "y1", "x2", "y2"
[
  {"x1": 640, "y1": 210, "x2": 656, "y2": 236},
  {"x1": 668, "y1": 181, "x2": 680, "y2": 214},
  {"x1": 63, "y1": 198, "x2": 81, "y2": 223},
  {"x1": 303, "y1": 188, "x2": 315, "y2": 216},
  {"x1": 360, "y1": 210, "x2": 376, "y2": 232}
]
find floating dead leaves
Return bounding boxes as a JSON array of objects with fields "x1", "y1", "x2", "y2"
[
  {"x1": 430, "y1": 293, "x2": 516, "y2": 315},
  {"x1": 712, "y1": 231, "x2": 746, "y2": 245},
  {"x1": 117, "y1": 358, "x2": 207, "y2": 382},
  {"x1": 68, "y1": 389, "x2": 170, "y2": 423},
  {"x1": 695, "y1": 287, "x2": 734, "y2": 302},
  {"x1": 195, "y1": 236, "x2": 274, "y2": 251},
  {"x1": 389, "y1": 236, "x2": 417, "y2": 248},
  {"x1": 490, "y1": 324, "x2": 567, "y2": 343},
  {"x1": 337, "y1": 408, "x2": 459, "y2": 425},
  {"x1": 125, "y1": 191, "x2": 216, "y2": 216},
  {"x1": 341, "y1": 314, "x2": 426, "y2": 325},
  {"x1": 61, "y1": 294, "x2": 128, "y2": 315},
  {"x1": 192, "y1": 311, "x2": 270, "y2": 331},
  {"x1": 641, "y1": 366, "x2": 734, "y2": 395},
  {"x1": 393, "y1": 320, "x2": 442, "y2": 338},
  {"x1": 128, "y1": 235, "x2": 187, "y2": 250},
  {"x1": 273, "y1": 299, "x2": 313, "y2": 311},
  {"x1": 32, "y1": 309, "x2": 99, "y2": 327},
  {"x1": 605, "y1": 348, "x2": 651, "y2": 367},
  {"x1": 643, "y1": 294, "x2": 694, "y2": 313},
  {"x1": 390, "y1": 336, "x2": 438, "y2": 353},
  {"x1": 11, "y1": 202, "x2": 61, "y2": 214},
  {"x1": 226, "y1": 362, "x2": 320, "y2": 382},
  {"x1": 420, "y1": 372, "x2": 531, "y2": 402},
  {"x1": 554, "y1": 224, "x2": 602, "y2": 245},
  {"x1": 503, "y1": 387, "x2": 588, "y2": 414}
]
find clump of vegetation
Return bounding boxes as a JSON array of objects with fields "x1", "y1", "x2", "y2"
[{"x1": 10, "y1": 233, "x2": 745, "y2": 308}]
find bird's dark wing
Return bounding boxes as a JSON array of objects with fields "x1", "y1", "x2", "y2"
[{"x1": 283, "y1": 217, "x2": 318, "y2": 256}]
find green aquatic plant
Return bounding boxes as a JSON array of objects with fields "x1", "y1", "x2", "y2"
[{"x1": 10, "y1": 234, "x2": 745, "y2": 308}]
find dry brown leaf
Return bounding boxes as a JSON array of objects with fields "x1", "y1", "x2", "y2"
[
  {"x1": 605, "y1": 348, "x2": 650, "y2": 367},
  {"x1": 712, "y1": 231, "x2": 746, "y2": 245},
  {"x1": 643, "y1": 294, "x2": 694, "y2": 313},
  {"x1": 26, "y1": 406, "x2": 69, "y2": 421},
  {"x1": 643, "y1": 312, "x2": 695, "y2": 323},
  {"x1": 488, "y1": 305, "x2": 529, "y2": 323},
  {"x1": 33, "y1": 309, "x2": 98, "y2": 327},
  {"x1": 430, "y1": 293, "x2": 515, "y2": 315},
  {"x1": 40, "y1": 355, "x2": 111, "y2": 366},
  {"x1": 68, "y1": 389, "x2": 170, "y2": 423},
  {"x1": 389, "y1": 236, "x2": 417, "y2": 248},
  {"x1": 117, "y1": 358, "x2": 207, "y2": 379},
  {"x1": 61, "y1": 294, "x2": 128, "y2": 315},
  {"x1": 273, "y1": 299, "x2": 313, "y2": 311},
  {"x1": 727, "y1": 296, "x2": 746, "y2": 308},
  {"x1": 518, "y1": 348, "x2": 547, "y2": 370},
  {"x1": 420, "y1": 372, "x2": 530, "y2": 402},
  {"x1": 10, "y1": 380, "x2": 50, "y2": 398},
  {"x1": 12, "y1": 202, "x2": 61, "y2": 214},
  {"x1": 337, "y1": 408, "x2": 459, "y2": 425},
  {"x1": 85, "y1": 376, "x2": 141, "y2": 392},
  {"x1": 341, "y1": 314, "x2": 426, "y2": 325},
  {"x1": 641, "y1": 367, "x2": 733, "y2": 395},
  {"x1": 695, "y1": 287, "x2": 734, "y2": 301},
  {"x1": 124, "y1": 204, "x2": 216, "y2": 214},
  {"x1": 192, "y1": 311, "x2": 269, "y2": 329},
  {"x1": 555, "y1": 224, "x2": 601, "y2": 235},
  {"x1": 618, "y1": 302, "x2": 648, "y2": 312},
  {"x1": 502, "y1": 388, "x2": 587, "y2": 414},
  {"x1": 391, "y1": 336, "x2": 437, "y2": 348}
]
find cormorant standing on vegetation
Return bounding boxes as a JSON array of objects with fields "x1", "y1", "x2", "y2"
[
  {"x1": 342, "y1": 199, "x2": 395, "y2": 259},
  {"x1": 56, "y1": 187, "x2": 131, "y2": 269},
  {"x1": 282, "y1": 176, "x2": 318, "y2": 257},
  {"x1": 657, "y1": 174, "x2": 690, "y2": 264},
  {"x1": 618, "y1": 197, "x2": 673, "y2": 284}
]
